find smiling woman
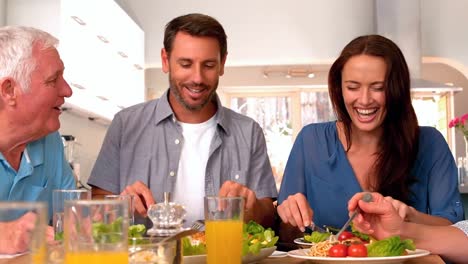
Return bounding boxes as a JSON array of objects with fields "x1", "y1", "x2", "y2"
[
  {"x1": 276, "y1": 34, "x2": 464, "y2": 241},
  {"x1": 341, "y1": 54, "x2": 387, "y2": 134}
]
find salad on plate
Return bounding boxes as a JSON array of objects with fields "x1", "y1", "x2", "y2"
[{"x1": 182, "y1": 220, "x2": 279, "y2": 263}]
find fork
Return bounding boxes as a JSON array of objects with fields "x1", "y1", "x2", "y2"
[
  {"x1": 329, "y1": 192, "x2": 373, "y2": 242},
  {"x1": 191, "y1": 219, "x2": 205, "y2": 231}
]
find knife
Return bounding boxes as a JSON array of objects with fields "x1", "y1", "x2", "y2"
[{"x1": 305, "y1": 222, "x2": 327, "y2": 233}]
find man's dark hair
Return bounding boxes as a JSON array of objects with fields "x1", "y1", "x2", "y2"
[{"x1": 164, "y1": 13, "x2": 227, "y2": 59}]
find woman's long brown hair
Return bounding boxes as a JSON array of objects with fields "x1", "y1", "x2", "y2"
[{"x1": 328, "y1": 35, "x2": 419, "y2": 203}]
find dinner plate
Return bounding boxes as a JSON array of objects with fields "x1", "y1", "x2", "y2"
[
  {"x1": 184, "y1": 246, "x2": 277, "y2": 264},
  {"x1": 293, "y1": 237, "x2": 314, "y2": 247},
  {"x1": 287, "y1": 248, "x2": 430, "y2": 264}
]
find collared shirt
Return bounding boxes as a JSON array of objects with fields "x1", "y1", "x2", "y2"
[
  {"x1": 88, "y1": 90, "x2": 278, "y2": 209},
  {"x1": 0, "y1": 131, "x2": 76, "y2": 221},
  {"x1": 278, "y1": 121, "x2": 464, "y2": 229}
]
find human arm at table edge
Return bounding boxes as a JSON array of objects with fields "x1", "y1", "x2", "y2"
[{"x1": 400, "y1": 221, "x2": 468, "y2": 263}]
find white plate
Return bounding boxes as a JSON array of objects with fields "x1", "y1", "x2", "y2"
[
  {"x1": 183, "y1": 254, "x2": 205, "y2": 264},
  {"x1": 184, "y1": 246, "x2": 276, "y2": 264},
  {"x1": 293, "y1": 237, "x2": 314, "y2": 247},
  {"x1": 243, "y1": 246, "x2": 276, "y2": 263},
  {"x1": 269, "y1": 250, "x2": 288, "y2": 258},
  {"x1": 287, "y1": 248, "x2": 430, "y2": 264}
]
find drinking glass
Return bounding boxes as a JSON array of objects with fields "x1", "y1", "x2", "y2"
[
  {"x1": 52, "y1": 189, "x2": 91, "y2": 241},
  {"x1": 63, "y1": 199, "x2": 129, "y2": 264},
  {"x1": 0, "y1": 202, "x2": 47, "y2": 264},
  {"x1": 204, "y1": 196, "x2": 244, "y2": 264},
  {"x1": 104, "y1": 194, "x2": 135, "y2": 225}
]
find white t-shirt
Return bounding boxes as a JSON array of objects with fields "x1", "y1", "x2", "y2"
[{"x1": 173, "y1": 114, "x2": 217, "y2": 227}]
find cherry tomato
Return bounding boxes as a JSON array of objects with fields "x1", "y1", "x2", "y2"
[
  {"x1": 348, "y1": 243, "x2": 367, "y2": 257},
  {"x1": 338, "y1": 231, "x2": 355, "y2": 241},
  {"x1": 328, "y1": 244, "x2": 348, "y2": 257}
]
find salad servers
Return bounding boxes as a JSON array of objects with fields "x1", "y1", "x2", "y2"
[
  {"x1": 156, "y1": 219, "x2": 205, "y2": 243},
  {"x1": 330, "y1": 192, "x2": 373, "y2": 241},
  {"x1": 190, "y1": 219, "x2": 205, "y2": 231}
]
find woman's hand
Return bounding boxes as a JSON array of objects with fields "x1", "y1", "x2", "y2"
[{"x1": 277, "y1": 193, "x2": 313, "y2": 232}]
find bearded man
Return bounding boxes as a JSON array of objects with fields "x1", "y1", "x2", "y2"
[{"x1": 88, "y1": 13, "x2": 277, "y2": 228}]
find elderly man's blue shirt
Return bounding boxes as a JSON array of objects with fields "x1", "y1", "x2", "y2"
[{"x1": 0, "y1": 132, "x2": 76, "y2": 221}]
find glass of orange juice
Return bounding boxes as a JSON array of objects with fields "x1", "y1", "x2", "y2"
[
  {"x1": 204, "y1": 196, "x2": 244, "y2": 264},
  {"x1": 63, "y1": 199, "x2": 128, "y2": 264},
  {"x1": 0, "y1": 201, "x2": 47, "y2": 264}
]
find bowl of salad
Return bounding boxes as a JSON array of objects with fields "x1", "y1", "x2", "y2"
[
  {"x1": 182, "y1": 220, "x2": 279, "y2": 264},
  {"x1": 128, "y1": 224, "x2": 182, "y2": 264}
]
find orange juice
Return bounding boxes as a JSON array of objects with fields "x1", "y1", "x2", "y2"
[
  {"x1": 64, "y1": 251, "x2": 128, "y2": 264},
  {"x1": 206, "y1": 219, "x2": 243, "y2": 264},
  {"x1": 32, "y1": 245, "x2": 46, "y2": 264}
]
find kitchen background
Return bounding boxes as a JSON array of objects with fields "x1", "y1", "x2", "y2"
[{"x1": 1, "y1": 0, "x2": 468, "y2": 213}]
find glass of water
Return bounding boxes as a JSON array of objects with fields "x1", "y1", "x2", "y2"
[
  {"x1": 52, "y1": 189, "x2": 91, "y2": 241},
  {"x1": 104, "y1": 194, "x2": 135, "y2": 225},
  {"x1": 0, "y1": 201, "x2": 48, "y2": 263},
  {"x1": 64, "y1": 199, "x2": 129, "y2": 263}
]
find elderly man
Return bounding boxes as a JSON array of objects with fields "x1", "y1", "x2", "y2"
[
  {"x1": 89, "y1": 13, "x2": 278, "y2": 228},
  {"x1": 0, "y1": 26, "x2": 75, "y2": 253}
]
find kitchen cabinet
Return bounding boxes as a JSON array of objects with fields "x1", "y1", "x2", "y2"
[{"x1": 7, "y1": 0, "x2": 145, "y2": 122}]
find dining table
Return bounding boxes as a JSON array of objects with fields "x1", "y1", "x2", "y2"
[
  {"x1": 0, "y1": 253, "x2": 445, "y2": 264},
  {"x1": 258, "y1": 254, "x2": 444, "y2": 263}
]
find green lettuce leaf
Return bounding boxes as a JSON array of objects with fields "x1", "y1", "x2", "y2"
[
  {"x1": 91, "y1": 217, "x2": 125, "y2": 244},
  {"x1": 182, "y1": 237, "x2": 207, "y2": 256},
  {"x1": 351, "y1": 223, "x2": 370, "y2": 242},
  {"x1": 184, "y1": 220, "x2": 278, "y2": 257},
  {"x1": 367, "y1": 236, "x2": 415, "y2": 257},
  {"x1": 128, "y1": 224, "x2": 146, "y2": 238},
  {"x1": 243, "y1": 221, "x2": 279, "y2": 255},
  {"x1": 244, "y1": 221, "x2": 265, "y2": 234},
  {"x1": 304, "y1": 231, "x2": 331, "y2": 243}
]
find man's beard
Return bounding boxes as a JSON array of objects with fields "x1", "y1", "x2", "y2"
[{"x1": 169, "y1": 73, "x2": 218, "y2": 111}]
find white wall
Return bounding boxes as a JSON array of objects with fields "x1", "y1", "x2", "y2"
[
  {"x1": 0, "y1": 0, "x2": 6, "y2": 26},
  {"x1": 422, "y1": 0, "x2": 468, "y2": 67},
  {"x1": 122, "y1": 0, "x2": 376, "y2": 67},
  {"x1": 59, "y1": 112, "x2": 108, "y2": 185},
  {"x1": 421, "y1": 0, "x2": 468, "y2": 158},
  {"x1": 6, "y1": 0, "x2": 61, "y2": 37}
]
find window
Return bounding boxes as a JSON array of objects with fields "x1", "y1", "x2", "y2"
[
  {"x1": 225, "y1": 89, "x2": 452, "y2": 190},
  {"x1": 227, "y1": 90, "x2": 335, "y2": 190},
  {"x1": 229, "y1": 94, "x2": 294, "y2": 190}
]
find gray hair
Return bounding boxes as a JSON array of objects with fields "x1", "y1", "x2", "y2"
[{"x1": 0, "y1": 26, "x2": 58, "y2": 92}]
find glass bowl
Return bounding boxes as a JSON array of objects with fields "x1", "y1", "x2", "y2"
[
  {"x1": 129, "y1": 237, "x2": 182, "y2": 264},
  {"x1": 147, "y1": 202, "x2": 186, "y2": 236}
]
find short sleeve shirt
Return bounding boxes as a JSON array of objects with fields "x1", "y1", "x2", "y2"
[
  {"x1": 88, "y1": 90, "x2": 278, "y2": 205},
  {"x1": 0, "y1": 131, "x2": 76, "y2": 221}
]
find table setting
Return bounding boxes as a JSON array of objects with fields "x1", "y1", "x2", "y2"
[{"x1": 0, "y1": 192, "x2": 445, "y2": 264}]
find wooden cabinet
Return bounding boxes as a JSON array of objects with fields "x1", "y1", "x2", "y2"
[{"x1": 7, "y1": 0, "x2": 145, "y2": 122}]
